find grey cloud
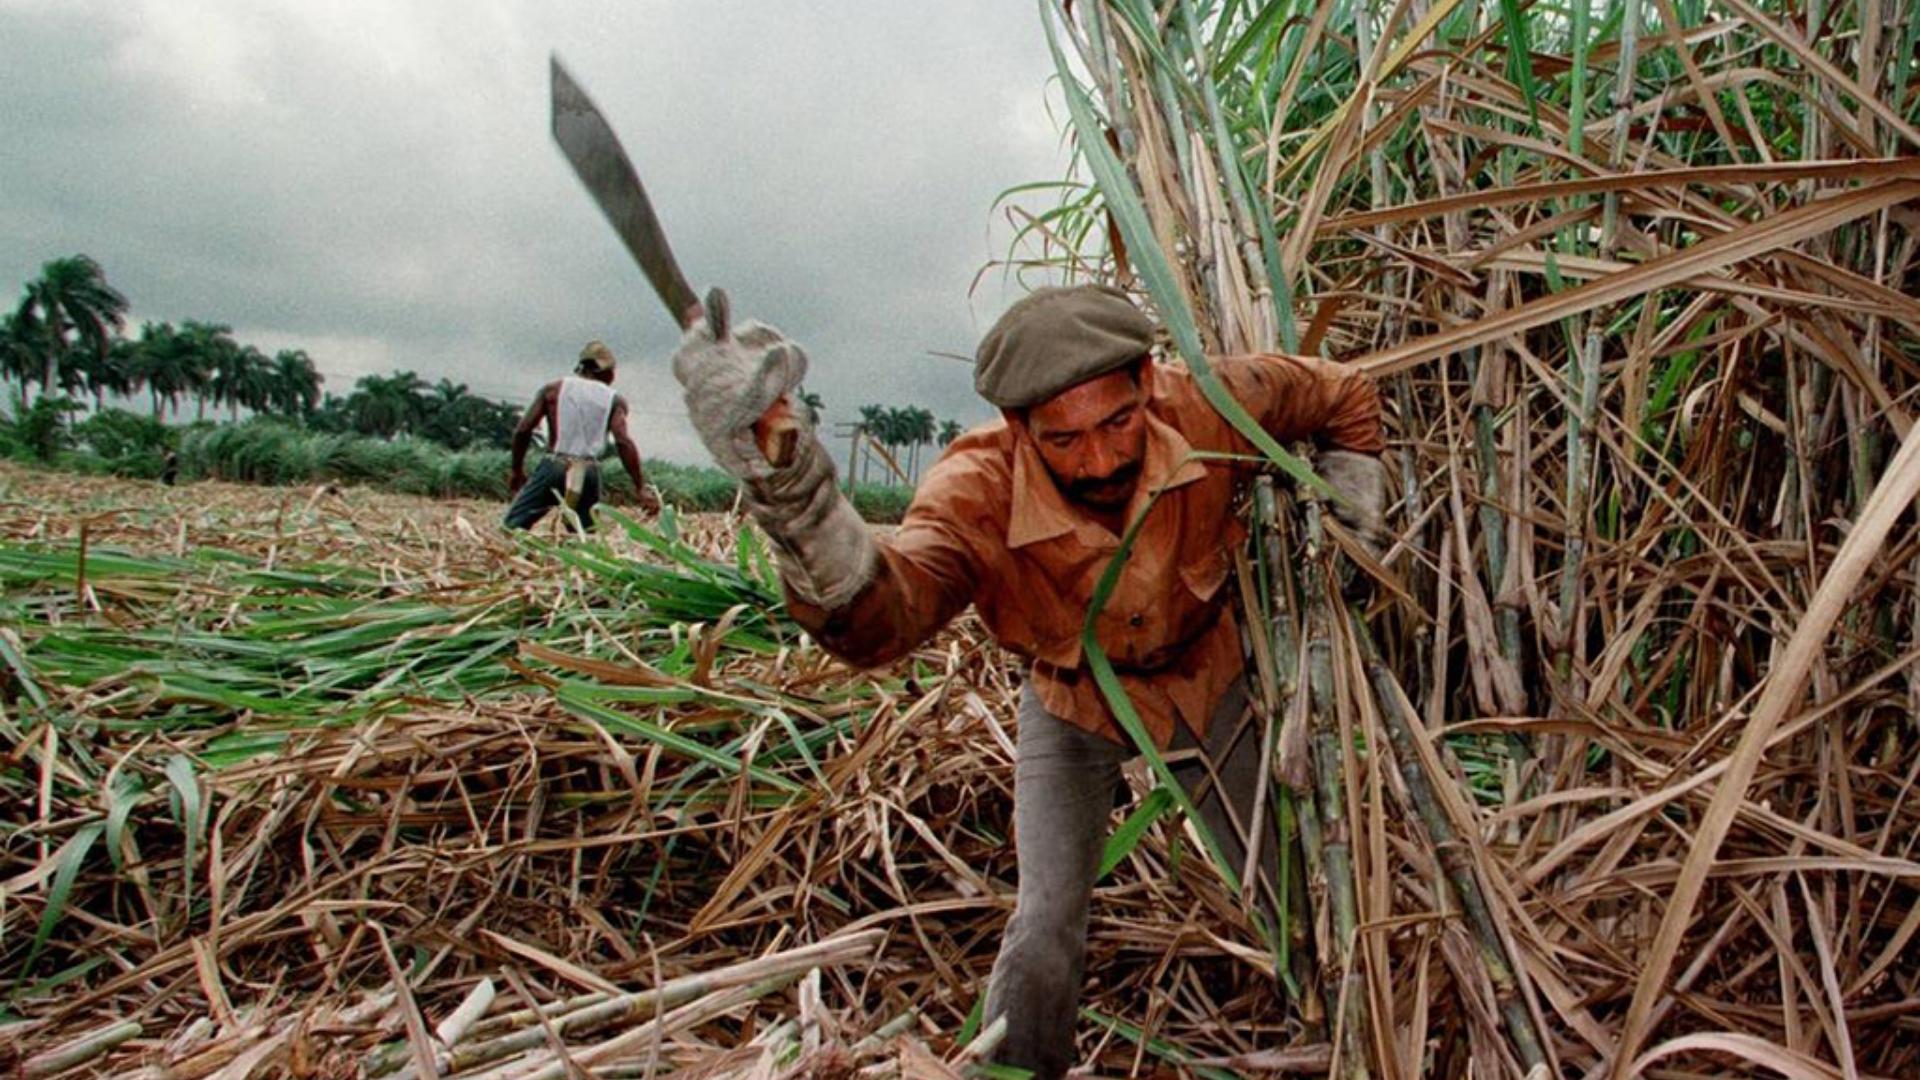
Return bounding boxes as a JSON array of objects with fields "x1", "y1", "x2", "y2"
[{"x1": 1, "y1": 1, "x2": 1071, "y2": 463}]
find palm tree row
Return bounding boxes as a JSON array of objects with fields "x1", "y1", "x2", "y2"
[
  {"x1": 850, "y1": 403, "x2": 962, "y2": 486},
  {"x1": 307, "y1": 372, "x2": 520, "y2": 450},
  {"x1": 4, "y1": 257, "x2": 515, "y2": 452},
  {"x1": 4, "y1": 256, "x2": 325, "y2": 423}
]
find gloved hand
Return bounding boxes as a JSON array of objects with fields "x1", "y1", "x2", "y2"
[
  {"x1": 672, "y1": 315, "x2": 808, "y2": 482},
  {"x1": 1317, "y1": 449, "x2": 1390, "y2": 562},
  {"x1": 672, "y1": 310, "x2": 877, "y2": 611}
]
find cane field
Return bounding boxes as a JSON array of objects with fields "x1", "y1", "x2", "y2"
[{"x1": 6, "y1": 0, "x2": 1920, "y2": 1077}]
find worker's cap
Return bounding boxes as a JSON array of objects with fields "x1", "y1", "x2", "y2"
[
  {"x1": 974, "y1": 284, "x2": 1154, "y2": 408},
  {"x1": 579, "y1": 340, "x2": 615, "y2": 372}
]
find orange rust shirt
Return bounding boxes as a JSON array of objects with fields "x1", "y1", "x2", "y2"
[{"x1": 787, "y1": 354, "x2": 1385, "y2": 746}]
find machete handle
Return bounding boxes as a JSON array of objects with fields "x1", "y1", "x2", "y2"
[{"x1": 683, "y1": 287, "x2": 802, "y2": 470}]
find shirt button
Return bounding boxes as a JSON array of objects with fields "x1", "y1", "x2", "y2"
[{"x1": 1129, "y1": 612, "x2": 1144, "y2": 627}]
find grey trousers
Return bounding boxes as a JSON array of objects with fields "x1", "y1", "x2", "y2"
[
  {"x1": 503, "y1": 457, "x2": 601, "y2": 531},
  {"x1": 983, "y1": 677, "x2": 1280, "y2": 1079}
]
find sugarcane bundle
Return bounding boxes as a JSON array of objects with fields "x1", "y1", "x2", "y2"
[{"x1": 1036, "y1": 0, "x2": 1920, "y2": 1074}]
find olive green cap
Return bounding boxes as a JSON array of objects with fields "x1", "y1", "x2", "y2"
[
  {"x1": 974, "y1": 284, "x2": 1154, "y2": 408},
  {"x1": 579, "y1": 340, "x2": 615, "y2": 372}
]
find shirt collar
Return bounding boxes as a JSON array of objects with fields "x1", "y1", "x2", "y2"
[{"x1": 1006, "y1": 410, "x2": 1208, "y2": 550}]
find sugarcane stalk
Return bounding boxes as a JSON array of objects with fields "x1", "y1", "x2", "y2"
[
  {"x1": 1142, "y1": 36, "x2": 1197, "y2": 214},
  {"x1": 460, "y1": 989, "x2": 611, "y2": 1043},
  {"x1": 1352, "y1": 616, "x2": 1550, "y2": 1074},
  {"x1": 1299, "y1": 492, "x2": 1372, "y2": 1080},
  {"x1": 1468, "y1": 340, "x2": 1530, "y2": 785},
  {"x1": 1254, "y1": 477, "x2": 1326, "y2": 1016},
  {"x1": 1067, "y1": 2, "x2": 1211, "y2": 330},
  {"x1": 360, "y1": 977, "x2": 496, "y2": 1077},
  {"x1": 1468, "y1": 340, "x2": 1525, "y2": 675},
  {"x1": 1083, "y1": 4, "x2": 1134, "y2": 158},
  {"x1": 1602, "y1": 0, "x2": 1638, "y2": 252},
  {"x1": 472, "y1": 974, "x2": 797, "y2": 1080},
  {"x1": 849, "y1": 1008, "x2": 921, "y2": 1054},
  {"x1": 20, "y1": 1020, "x2": 141, "y2": 1079},
  {"x1": 373, "y1": 932, "x2": 878, "y2": 1079},
  {"x1": 1177, "y1": 0, "x2": 1283, "y2": 349},
  {"x1": 1553, "y1": 327, "x2": 1603, "y2": 697}
]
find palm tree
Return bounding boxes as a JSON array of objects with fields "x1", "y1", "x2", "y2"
[
  {"x1": 878, "y1": 407, "x2": 912, "y2": 486},
  {"x1": 231, "y1": 346, "x2": 276, "y2": 420},
  {"x1": 271, "y1": 349, "x2": 323, "y2": 418},
  {"x1": 15, "y1": 255, "x2": 127, "y2": 403},
  {"x1": 388, "y1": 371, "x2": 428, "y2": 435},
  {"x1": 856, "y1": 403, "x2": 886, "y2": 485},
  {"x1": 85, "y1": 338, "x2": 141, "y2": 413},
  {"x1": 309, "y1": 392, "x2": 353, "y2": 434},
  {"x1": 882, "y1": 406, "x2": 911, "y2": 483},
  {"x1": 1, "y1": 313, "x2": 39, "y2": 414},
  {"x1": 129, "y1": 322, "x2": 198, "y2": 420},
  {"x1": 421, "y1": 378, "x2": 474, "y2": 448},
  {"x1": 799, "y1": 389, "x2": 824, "y2": 426},
  {"x1": 905, "y1": 406, "x2": 936, "y2": 482},
  {"x1": 205, "y1": 332, "x2": 253, "y2": 421},
  {"x1": 177, "y1": 322, "x2": 235, "y2": 421},
  {"x1": 347, "y1": 371, "x2": 427, "y2": 439},
  {"x1": 938, "y1": 419, "x2": 963, "y2": 448}
]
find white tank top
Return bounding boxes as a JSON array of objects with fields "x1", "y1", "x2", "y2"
[{"x1": 554, "y1": 376, "x2": 615, "y2": 459}]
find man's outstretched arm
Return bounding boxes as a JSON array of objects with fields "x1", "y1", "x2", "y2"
[
  {"x1": 672, "y1": 315, "x2": 979, "y2": 666},
  {"x1": 608, "y1": 396, "x2": 659, "y2": 513}
]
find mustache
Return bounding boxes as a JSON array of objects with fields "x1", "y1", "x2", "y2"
[{"x1": 1063, "y1": 461, "x2": 1142, "y2": 504}]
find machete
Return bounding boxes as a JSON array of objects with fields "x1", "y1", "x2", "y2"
[{"x1": 549, "y1": 55, "x2": 798, "y2": 467}]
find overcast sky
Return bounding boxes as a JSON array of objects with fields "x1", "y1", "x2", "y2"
[{"x1": 0, "y1": 1, "x2": 1072, "y2": 463}]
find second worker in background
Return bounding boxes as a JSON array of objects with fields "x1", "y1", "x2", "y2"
[{"x1": 506, "y1": 339, "x2": 659, "y2": 530}]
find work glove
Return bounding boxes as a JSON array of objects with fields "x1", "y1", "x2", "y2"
[
  {"x1": 673, "y1": 314, "x2": 809, "y2": 483},
  {"x1": 1317, "y1": 449, "x2": 1389, "y2": 563},
  {"x1": 672, "y1": 308, "x2": 877, "y2": 611}
]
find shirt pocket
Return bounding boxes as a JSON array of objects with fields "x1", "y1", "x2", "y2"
[{"x1": 1178, "y1": 546, "x2": 1232, "y2": 603}]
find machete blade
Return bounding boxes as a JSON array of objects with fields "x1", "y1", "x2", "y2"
[{"x1": 550, "y1": 55, "x2": 702, "y2": 327}]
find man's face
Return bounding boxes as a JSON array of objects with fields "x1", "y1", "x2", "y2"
[{"x1": 1022, "y1": 363, "x2": 1150, "y2": 511}]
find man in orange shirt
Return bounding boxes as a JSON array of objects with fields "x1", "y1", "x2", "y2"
[{"x1": 674, "y1": 285, "x2": 1386, "y2": 1079}]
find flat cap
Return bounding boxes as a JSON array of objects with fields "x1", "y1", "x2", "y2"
[
  {"x1": 579, "y1": 340, "x2": 615, "y2": 372},
  {"x1": 974, "y1": 284, "x2": 1154, "y2": 408}
]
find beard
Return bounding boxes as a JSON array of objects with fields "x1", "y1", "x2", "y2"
[{"x1": 1061, "y1": 461, "x2": 1142, "y2": 510}]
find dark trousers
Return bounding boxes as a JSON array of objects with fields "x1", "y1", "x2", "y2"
[
  {"x1": 983, "y1": 677, "x2": 1280, "y2": 1080},
  {"x1": 503, "y1": 458, "x2": 601, "y2": 531}
]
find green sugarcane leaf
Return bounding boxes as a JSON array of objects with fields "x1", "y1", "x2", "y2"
[
  {"x1": 1096, "y1": 0, "x2": 1201, "y2": 110},
  {"x1": 1080, "y1": 1007, "x2": 1240, "y2": 1080},
  {"x1": 1068, "y1": 467, "x2": 1242, "y2": 892},
  {"x1": 1099, "y1": 785, "x2": 1174, "y2": 879},
  {"x1": 555, "y1": 686, "x2": 804, "y2": 795},
  {"x1": 1568, "y1": 0, "x2": 1593, "y2": 164},
  {"x1": 0, "y1": 629, "x2": 49, "y2": 711},
  {"x1": 1497, "y1": 0, "x2": 1542, "y2": 133},
  {"x1": 771, "y1": 710, "x2": 830, "y2": 787},
  {"x1": 21, "y1": 822, "x2": 104, "y2": 976},
  {"x1": 104, "y1": 775, "x2": 143, "y2": 872},
  {"x1": 954, "y1": 992, "x2": 987, "y2": 1052},
  {"x1": 165, "y1": 753, "x2": 203, "y2": 910},
  {"x1": 1213, "y1": 0, "x2": 1291, "y2": 78}
]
